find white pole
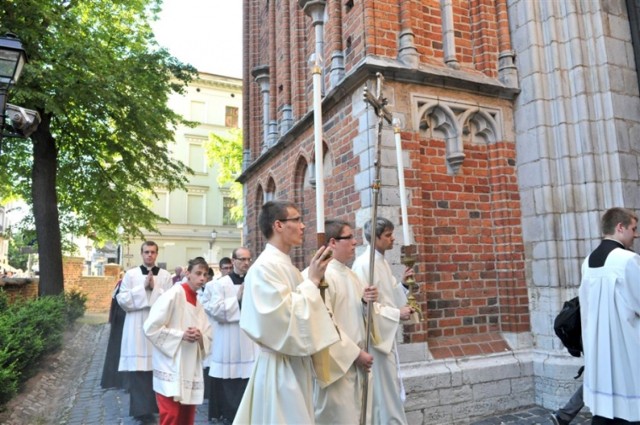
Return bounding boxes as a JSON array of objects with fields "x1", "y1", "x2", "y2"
[
  {"x1": 313, "y1": 62, "x2": 325, "y2": 233},
  {"x1": 394, "y1": 120, "x2": 410, "y2": 245}
]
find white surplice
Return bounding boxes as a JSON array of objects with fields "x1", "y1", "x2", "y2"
[
  {"x1": 202, "y1": 274, "x2": 258, "y2": 379},
  {"x1": 117, "y1": 266, "x2": 173, "y2": 371},
  {"x1": 352, "y1": 245, "x2": 409, "y2": 425},
  {"x1": 305, "y1": 259, "x2": 398, "y2": 425},
  {"x1": 579, "y1": 247, "x2": 640, "y2": 421},
  {"x1": 232, "y1": 243, "x2": 340, "y2": 425},
  {"x1": 143, "y1": 283, "x2": 212, "y2": 404}
]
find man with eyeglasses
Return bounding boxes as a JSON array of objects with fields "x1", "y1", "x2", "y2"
[
  {"x1": 218, "y1": 257, "x2": 233, "y2": 277},
  {"x1": 200, "y1": 247, "x2": 258, "y2": 424},
  {"x1": 234, "y1": 201, "x2": 340, "y2": 424},
  {"x1": 304, "y1": 219, "x2": 400, "y2": 424},
  {"x1": 352, "y1": 217, "x2": 415, "y2": 425}
]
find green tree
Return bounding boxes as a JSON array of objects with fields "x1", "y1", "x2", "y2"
[
  {"x1": 6, "y1": 226, "x2": 35, "y2": 271},
  {"x1": 0, "y1": 0, "x2": 196, "y2": 295},
  {"x1": 206, "y1": 129, "x2": 243, "y2": 223}
]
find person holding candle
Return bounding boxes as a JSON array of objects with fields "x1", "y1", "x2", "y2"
[
  {"x1": 352, "y1": 217, "x2": 415, "y2": 425},
  {"x1": 233, "y1": 200, "x2": 340, "y2": 424},
  {"x1": 305, "y1": 219, "x2": 404, "y2": 424}
]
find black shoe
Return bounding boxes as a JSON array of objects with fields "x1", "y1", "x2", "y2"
[
  {"x1": 134, "y1": 414, "x2": 156, "y2": 425},
  {"x1": 550, "y1": 413, "x2": 570, "y2": 425}
]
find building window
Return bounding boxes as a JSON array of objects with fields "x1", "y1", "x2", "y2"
[
  {"x1": 152, "y1": 192, "x2": 169, "y2": 219},
  {"x1": 191, "y1": 101, "x2": 206, "y2": 123},
  {"x1": 187, "y1": 194, "x2": 205, "y2": 225},
  {"x1": 225, "y1": 106, "x2": 239, "y2": 128},
  {"x1": 188, "y1": 142, "x2": 206, "y2": 173},
  {"x1": 223, "y1": 196, "x2": 237, "y2": 225},
  {"x1": 265, "y1": 177, "x2": 276, "y2": 202}
]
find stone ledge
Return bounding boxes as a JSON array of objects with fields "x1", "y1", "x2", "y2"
[{"x1": 401, "y1": 350, "x2": 535, "y2": 424}]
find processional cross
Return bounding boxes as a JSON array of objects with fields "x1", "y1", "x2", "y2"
[
  {"x1": 359, "y1": 72, "x2": 393, "y2": 425},
  {"x1": 360, "y1": 73, "x2": 423, "y2": 425}
]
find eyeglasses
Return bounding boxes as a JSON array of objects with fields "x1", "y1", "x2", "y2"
[
  {"x1": 221, "y1": 265, "x2": 234, "y2": 270},
  {"x1": 334, "y1": 234, "x2": 355, "y2": 241},
  {"x1": 234, "y1": 257, "x2": 252, "y2": 262},
  {"x1": 278, "y1": 216, "x2": 303, "y2": 223}
]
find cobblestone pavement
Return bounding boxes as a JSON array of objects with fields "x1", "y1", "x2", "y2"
[
  {"x1": 56, "y1": 322, "x2": 210, "y2": 425},
  {"x1": 1, "y1": 317, "x2": 594, "y2": 425},
  {"x1": 469, "y1": 405, "x2": 592, "y2": 425}
]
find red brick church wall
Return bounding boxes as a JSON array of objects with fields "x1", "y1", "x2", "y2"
[{"x1": 242, "y1": 0, "x2": 528, "y2": 359}]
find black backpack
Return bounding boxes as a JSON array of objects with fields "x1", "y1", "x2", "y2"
[{"x1": 553, "y1": 296, "x2": 582, "y2": 357}]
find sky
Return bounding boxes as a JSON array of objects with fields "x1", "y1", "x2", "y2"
[{"x1": 152, "y1": 0, "x2": 243, "y2": 78}]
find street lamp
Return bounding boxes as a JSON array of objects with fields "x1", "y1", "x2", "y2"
[
  {"x1": 0, "y1": 33, "x2": 27, "y2": 137},
  {"x1": 0, "y1": 33, "x2": 26, "y2": 86},
  {"x1": 209, "y1": 229, "x2": 218, "y2": 263}
]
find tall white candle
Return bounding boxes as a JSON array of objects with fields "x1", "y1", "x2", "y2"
[
  {"x1": 394, "y1": 121, "x2": 410, "y2": 244},
  {"x1": 312, "y1": 63, "x2": 325, "y2": 233}
]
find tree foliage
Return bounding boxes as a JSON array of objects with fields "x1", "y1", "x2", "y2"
[
  {"x1": 0, "y1": 0, "x2": 196, "y2": 294},
  {"x1": 7, "y1": 226, "x2": 35, "y2": 271},
  {"x1": 206, "y1": 129, "x2": 243, "y2": 223}
]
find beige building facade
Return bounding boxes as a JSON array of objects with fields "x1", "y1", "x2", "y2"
[{"x1": 122, "y1": 72, "x2": 243, "y2": 275}]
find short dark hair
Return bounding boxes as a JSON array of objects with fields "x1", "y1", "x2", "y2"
[
  {"x1": 325, "y1": 219, "x2": 351, "y2": 242},
  {"x1": 232, "y1": 247, "x2": 250, "y2": 259},
  {"x1": 259, "y1": 200, "x2": 298, "y2": 239},
  {"x1": 601, "y1": 207, "x2": 638, "y2": 236},
  {"x1": 363, "y1": 217, "x2": 394, "y2": 243},
  {"x1": 219, "y1": 257, "x2": 232, "y2": 268},
  {"x1": 207, "y1": 267, "x2": 214, "y2": 277},
  {"x1": 187, "y1": 256, "x2": 208, "y2": 272},
  {"x1": 140, "y1": 241, "x2": 159, "y2": 253}
]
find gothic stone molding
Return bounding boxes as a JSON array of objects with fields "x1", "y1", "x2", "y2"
[{"x1": 413, "y1": 95, "x2": 503, "y2": 175}]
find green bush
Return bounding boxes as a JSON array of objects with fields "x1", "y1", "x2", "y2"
[
  {"x1": 64, "y1": 287, "x2": 88, "y2": 322},
  {"x1": 0, "y1": 351, "x2": 18, "y2": 407},
  {"x1": 0, "y1": 290, "x2": 8, "y2": 311},
  {"x1": 0, "y1": 289, "x2": 87, "y2": 408}
]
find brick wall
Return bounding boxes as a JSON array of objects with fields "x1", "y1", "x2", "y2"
[
  {"x1": 242, "y1": 0, "x2": 528, "y2": 359},
  {"x1": 2, "y1": 259, "x2": 120, "y2": 313},
  {"x1": 0, "y1": 278, "x2": 38, "y2": 303},
  {"x1": 245, "y1": 0, "x2": 508, "y2": 162},
  {"x1": 240, "y1": 0, "x2": 640, "y2": 419},
  {"x1": 63, "y1": 257, "x2": 121, "y2": 313}
]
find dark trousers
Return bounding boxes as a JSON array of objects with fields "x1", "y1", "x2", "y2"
[
  {"x1": 556, "y1": 383, "x2": 584, "y2": 422},
  {"x1": 209, "y1": 377, "x2": 249, "y2": 422},
  {"x1": 203, "y1": 368, "x2": 211, "y2": 400},
  {"x1": 128, "y1": 371, "x2": 159, "y2": 418}
]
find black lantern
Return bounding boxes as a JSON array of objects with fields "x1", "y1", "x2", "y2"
[
  {"x1": 0, "y1": 33, "x2": 27, "y2": 145},
  {"x1": 0, "y1": 33, "x2": 27, "y2": 88}
]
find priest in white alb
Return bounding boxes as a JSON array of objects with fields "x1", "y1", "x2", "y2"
[
  {"x1": 117, "y1": 241, "x2": 173, "y2": 423},
  {"x1": 579, "y1": 207, "x2": 640, "y2": 424},
  {"x1": 303, "y1": 219, "x2": 400, "y2": 424},
  {"x1": 352, "y1": 217, "x2": 415, "y2": 425},
  {"x1": 233, "y1": 200, "x2": 340, "y2": 425},
  {"x1": 201, "y1": 246, "x2": 258, "y2": 424}
]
